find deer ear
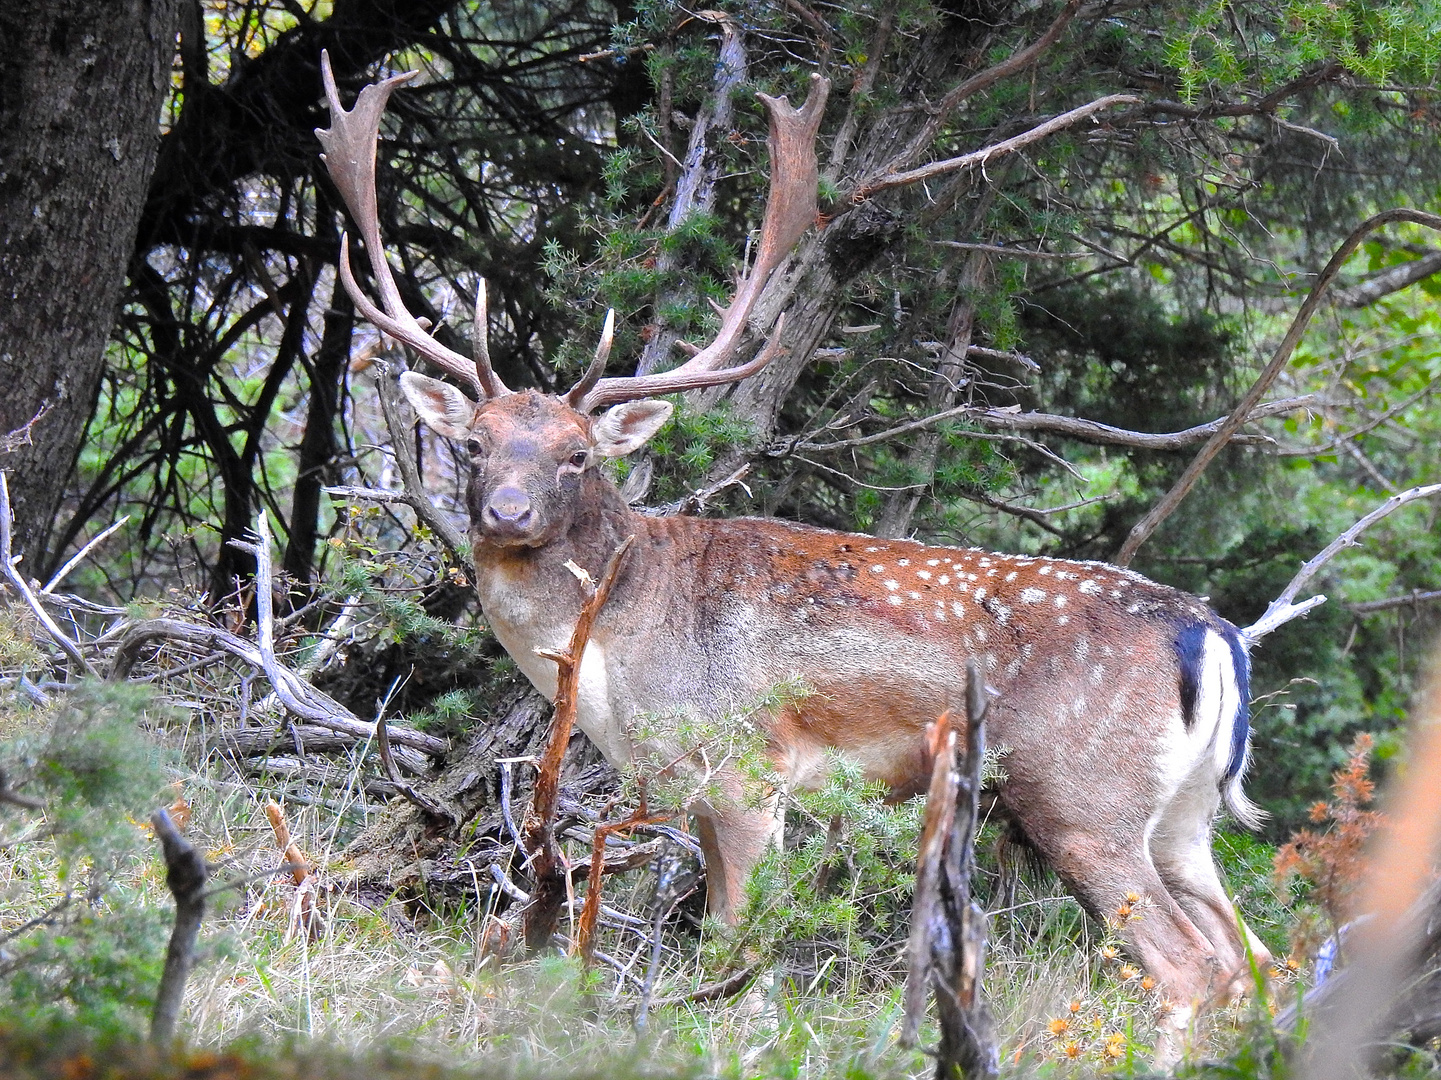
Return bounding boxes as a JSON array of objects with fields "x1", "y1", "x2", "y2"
[
  {"x1": 591, "y1": 400, "x2": 673, "y2": 458},
  {"x1": 400, "y1": 372, "x2": 476, "y2": 440}
]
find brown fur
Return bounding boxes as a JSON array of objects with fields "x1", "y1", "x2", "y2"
[{"x1": 407, "y1": 386, "x2": 1268, "y2": 1029}]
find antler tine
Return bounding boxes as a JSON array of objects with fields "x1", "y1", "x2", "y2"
[
  {"x1": 575, "y1": 74, "x2": 829, "y2": 414},
  {"x1": 472, "y1": 278, "x2": 506, "y2": 394},
  {"x1": 579, "y1": 315, "x2": 786, "y2": 410},
  {"x1": 316, "y1": 52, "x2": 510, "y2": 399},
  {"x1": 562, "y1": 310, "x2": 615, "y2": 409}
]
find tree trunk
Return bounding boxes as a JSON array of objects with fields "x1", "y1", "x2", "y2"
[{"x1": 0, "y1": 0, "x2": 180, "y2": 564}]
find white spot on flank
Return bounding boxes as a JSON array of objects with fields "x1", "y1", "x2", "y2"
[
  {"x1": 985, "y1": 654, "x2": 998, "y2": 671},
  {"x1": 994, "y1": 604, "x2": 1012, "y2": 625},
  {"x1": 957, "y1": 583, "x2": 970, "y2": 594},
  {"x1": 1111, "y1": 590, "x2": 1123, "y2": 599},
  {"x1": 898, "y1": 558, "x2": 910, "y2": 567},
  {"x1": 917, "y1": 570, "x2": 932, "y2": 581},
  {"x1": 975, "y1": 587, "x2": 987, "y2": 600},
  {"x1": 908, "y1": 591, "x2": 921, "y2": 600},
  {"x1": 866, "y1": 546, "x2": 879, "y2": 552},
  {"x1": 1127, "y1": 602, "x2": 1142, "y2": 614},
  {"x1": 885, "y1": 579, "x2": 899, "y2": 591},
  {"x1": 979, "y1": 557, "x2": 992, "y2": 567},
  {"x1": 1005, "y1": 571, "x2": 1018, "y2": 582},
  {"x1": 1038, "y1": 565, "x2": 1052, "y2": 576},
  {"x1": 952, "y1": 601, "x2": 965, "y2": 617},
  {"x1": 927, "y1": 559, "x2": 940, "y2": 566},
  {"x1": 939, "y1": 575, "x2": 950, "y2": 585},
  {"x1": 975, "y1": 627, "x2": 988, "y2": 644},
  {"x1": 1079, "y1": 579, "x2": 1101, "y2": 595},
  {"x1": 1057, "y1": 615, "x2": 1069, "y2": 625},
  {"x1": 1056, "y1": 571, "x2": 1078, "y2": 581},
  {"x1": 887, "y1": 594, "x2": 903, "y2": 606},
  {"x1": 1054, "y1": 595, "x2": 1068, "y2": 609},
  {"x1": 936, "y1": 608, "x2": 947, "y2": 621},
  {"x1": 871, "y1": 565, "x2": 884, "y2": 573},
  {"x1": 1020, "y1": 587, "x2": 1046, "y2": 604},
  {"x1": 986, "y1": 568, "x2": 997, "y2": 577}
]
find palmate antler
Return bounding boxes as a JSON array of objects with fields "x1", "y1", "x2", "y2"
[{"x1": 316, "y1": 50, "x2": 829, "y2": 412}]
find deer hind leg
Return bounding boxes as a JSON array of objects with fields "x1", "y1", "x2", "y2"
[
  {"x1": 1148, "y1": 773, "x2": 1272, "y2": 1000},
  {"x1": 1022, "y1": 819, "x2": 1228, "y2": 1064}
]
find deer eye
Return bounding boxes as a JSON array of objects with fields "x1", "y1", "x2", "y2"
[
  {"x1": 465, "y1": 439, "x2": 483, "y2": 456},
  {"x1": 568, "y1": 450, "x2": 589, "y2": 469}
]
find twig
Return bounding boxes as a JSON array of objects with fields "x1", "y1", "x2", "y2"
[
  {"x1": 901, "y1": 662, "x2": 998, "y2": 1079},
  {"x1": 1349, "y1": 589, "x2": 1441, "y2": 615},
  {"x1": 929, "y1": 240, "x2": 1085, "y2": 259},
  {"x1": 1243, "y1": 483, "x2": 1441, "y2": 644},
  {"x1": 370, "y1": 362, "x2": 473, "y2": 569},
  {"x1": 1115, "y1": 208, "x2": 1441, "y2": 566},
  {"x1": 376, "y1": 708, "x2": 455, "y2": 823},
  {"x1": 263, "y1": 801, "x2": 324, "y2": 942},
  {"x1": 110, "y1": 618, "x2": 445, "y2": 757},
  {"x1": 776, "y1": 395, "x2": 1310, "y2": 455},
  {"x1": 0, "y1": 473, "x2": 98, "y2": 677},
  {"x1": 150, "y1": 807, "x2": 210, "y2": 1045},
  {"x1": 521, "y1": 536, "x2": 635, "y2": 951},
  {"x1": 853, "y1": 95, "x2": 1139, "y2": 202},
  {"x1": 41, "y1": 516, "x2": 129, "y2": 595},
  {"x1": 0, "y1": 767, "x2": 44, "y2": 810}
]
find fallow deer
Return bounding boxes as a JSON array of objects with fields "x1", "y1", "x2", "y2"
[{"x1": 317, "y1": 56, "x2": 1268, "y2": 1037}]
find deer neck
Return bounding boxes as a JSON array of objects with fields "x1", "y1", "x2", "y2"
[{"x1": 470, "y1": 473, "x2": 639, "y2": 699}]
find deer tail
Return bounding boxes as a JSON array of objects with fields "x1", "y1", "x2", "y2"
[{"x1": 1177, "y1": 621, "x2": 1265, "y2": 830}]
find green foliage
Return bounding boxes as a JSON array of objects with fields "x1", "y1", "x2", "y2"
[{"x1": 0, "y1": 682, "x2": 173, "y2": 1035}]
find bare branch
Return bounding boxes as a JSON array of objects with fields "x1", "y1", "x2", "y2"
[
  {"x1": 0, "y1": 473, "x2": 98, "y2": 677},
  {"x1": 1116, "y1": 208, "x2": 1441, "y2": 567},
  {"x1": 1243, "y1": 483, "x2": 1441, "y2": 644},
  {"x1": 1333, "y1": 250, "x2": 1441, "y2": 308},
  {"x1": 853, "y1": 95, "x2": 1139, "y2": 202},
  {"x1": 778, "y1": 395, "x2": 1314, "y2": 455},
  {"x1": 883, "y1": 0, "x2": 1082, "y2": 177},
  {"x1": 1349, "y1": 589, "x2": 1441, "y2": 615}
]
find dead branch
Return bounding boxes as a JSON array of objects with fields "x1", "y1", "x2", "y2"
[
  {"x1": 0, "y1": 403, "x2": 52, "y2": 455},
  {"x1": 370, "y1": 361, "x2": 473, "y2": 569},
  {"x1": 150, "y1": 807, "x2": 209, "y2": 1045},
  {"x1": 575, "y1": 788, "x2": 667, "y2": 965},
  {"x1": 521, "y1": 537, "x2": 635, "y2": 951},
  {"x1": 263, "y1": 801, "x2": 324, "y2": 942},
  {"x1": 1349, "y1": 589, "x2": 1441, "y2": 615},
  {"x1": 882, "y1": 0, "x2": 1082, "y2": 177},
  {"x1": 0, "y1": 767, "x2": 43, "y2": 811},
  {"x1": 901, "y1": 661, "x2": 998, "y2": 1079},
  {"x1": 376, "y1": 710, "x2": 455, "y2": 823},
  {"x1": 110, "y1": 618, "x2": 444, "y2": 759},
  {"x1": 1115, "y1": 208, "x2": 1441, "y2": 566},
  {"x1": 853, "y1": 94, "x2": 1139, "y2": 202},
  {"x1": 776, "y1": 395, "x2": 1312, "y2": 456},
  {"x1": 41, "y1": 515, "x2": 130, "y2": 595},
  {"x1": 1244, "y1": 483, "x2": 1441, "y2": 644},
  {"x1": 1334, "y1": 250, "x2": 1441, "y2": 308},
  {"x1": 0, "y1": 472, "x2": 98, "y2": 677}
]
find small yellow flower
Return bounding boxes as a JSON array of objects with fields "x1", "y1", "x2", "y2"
[
  {"x1": 1119, "y1": 964, "x2": 1140, "y2": 980},
  {"x1": 1064, "y1": 1042, "x2": 1083, "y2": 1059},
  {"x1": 1285, "y1": 956, "x2": 1302, "y2": 972},
  {"x1": 1103, "y1": 1033, "x2": 1126, "y2": 1060},
  {"x1": 1116, "y1": 902, "x2": 1133, "y2": 918},
  {"x1": 1268, "y1": 965, "x2": 1284, "y2": 979},
  {"x1": 1100, "y1": 944, "x2": 1120, "y2": 961},
  {"x1": 1140, "y1": 976, "x2": 1156, "y2": 991},
  {"x1": 1125, "y1": 891, "x2": 1142, "y2": 904},
  {"x1": 1068, "y1": 999, "x2": 1082, "y2": 1014},
  {"x1": 1049, "y1": 1018, "x2": 1070, "y2": 1036}
]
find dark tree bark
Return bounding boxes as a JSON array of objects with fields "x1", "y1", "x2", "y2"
[{"x1": 0, "y1": 0, "x2": 180, "y2": 563}]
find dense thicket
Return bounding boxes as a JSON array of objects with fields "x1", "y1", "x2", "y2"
[{"x1": 6, "y1": 0, "x2": 1440, "y2": 830}]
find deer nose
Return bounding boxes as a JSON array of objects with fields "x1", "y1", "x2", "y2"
[{"x1": 483, "y1": 485, "x2": 533, "y2": 530}]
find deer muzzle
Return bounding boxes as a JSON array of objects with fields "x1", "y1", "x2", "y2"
[{"x1": 481, "y1": 485, "x2": 535, "y2": 539}]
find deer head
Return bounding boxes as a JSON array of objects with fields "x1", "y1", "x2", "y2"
[{"x1": 316, "y1": 53, "x2": 828, "y2": 547}]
